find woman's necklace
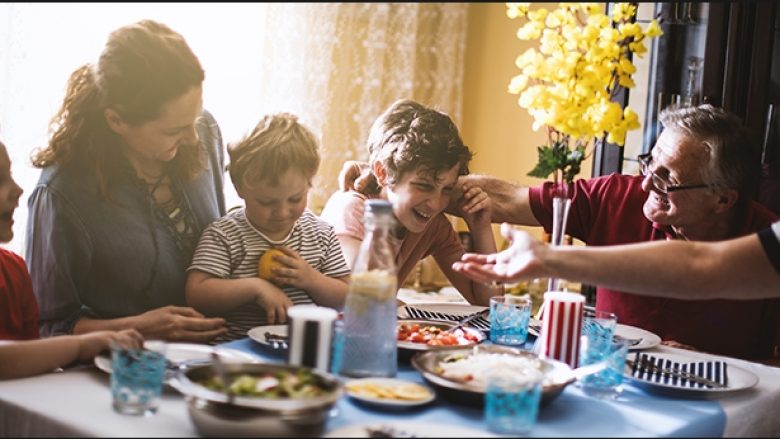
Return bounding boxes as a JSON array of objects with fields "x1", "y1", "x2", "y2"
[{"x1": 135, "y1": 167, "x2": 173, "y2": 207}]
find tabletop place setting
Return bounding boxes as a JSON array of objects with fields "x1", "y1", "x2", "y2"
[
  {"x1": 155, "y1": 286, "x2": 761, "y2": 438},
  {"x1": 121, "y1": 288, "x2": 754, "y2": 437},
  {"x1": 0, "y1": 289, "x2": 773, "y2": 438}
]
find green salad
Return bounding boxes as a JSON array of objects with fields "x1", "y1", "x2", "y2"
[{"x1": 199, "y1": 369, "x2": 325, "y2": 398}]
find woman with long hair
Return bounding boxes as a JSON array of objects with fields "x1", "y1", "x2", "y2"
[{"x1": 26, "y1": 20, "x2": 227, "y2": 342}]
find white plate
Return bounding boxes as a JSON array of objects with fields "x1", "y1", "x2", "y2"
[
  {"x1": 623, "y1": 351, "x2": 759, "y2": 397},
  {"x1": 528, "y1": 321, "x2": 661, "y2": 351},
  {"x1": 93, "y1": 342, "x2": 258, "y2": 381},
  {"x1": 247, "y1": 325, "x2": 288, "y2": 351},
  {"x1": 325, "y1": 421, "x2": 497, "y2": 438},
  {"x1": 615, "y1": 323, "x2": 661, "y2": 350},
  {"x1": 345, "y1": 377, "x2": 435, "y2": 408}
]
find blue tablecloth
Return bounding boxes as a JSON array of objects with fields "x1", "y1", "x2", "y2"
[{"x1": 222, "y1": 337, "x2": 726, "y2": 437}]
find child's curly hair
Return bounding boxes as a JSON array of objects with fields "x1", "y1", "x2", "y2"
[
  {"x1": 228, "y1": 113, "x2": 320, "y2": 190},
  {"x1": 367, "y1": 99, "x2": 473, "y2": 188}
]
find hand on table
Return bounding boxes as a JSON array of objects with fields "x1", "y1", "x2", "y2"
[
  {"x1": 135, "y1": 306, "x2": 227, "y2": 343},
  {"x1": 76, "y1": 329, "x2": 144, "y2": 362}
]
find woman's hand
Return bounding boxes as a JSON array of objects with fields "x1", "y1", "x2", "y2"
[{"x1": 134, "y1": 306, "x2": 227, "y2": 342}]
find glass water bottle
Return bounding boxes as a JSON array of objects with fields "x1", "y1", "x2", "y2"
[{"x1": 338, "y1": 199, "x2": 398, "y2": 377}]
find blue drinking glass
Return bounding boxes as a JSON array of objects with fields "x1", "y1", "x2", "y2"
[
  {"x1": 110, "y1": 340, "x2": 167, "y2": 416},
  {"x1": 579, "y1": 338, "x2": 630, "y2": 400},
  {"x1": 485, "y1": 369, "x2": 543, "y2": 435},
  {"x1": 489, "y1": 294, "x2": 532, "y2": 346}
]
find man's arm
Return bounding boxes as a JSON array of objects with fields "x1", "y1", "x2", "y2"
[
  {"x1": 446, "y1": 175, "x2": 540, "y2": 226},
  {"x1": 455, "y1": 224, "x2": 780, "y2": 300}
]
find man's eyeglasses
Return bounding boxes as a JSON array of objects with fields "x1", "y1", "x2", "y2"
[{"x1": 637, "y1": 153, "x2": 712, "y2": 194}]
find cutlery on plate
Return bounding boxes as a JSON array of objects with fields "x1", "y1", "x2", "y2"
[
  {"x1": 626, "y1": 358, "x2": 727, "y2": 389},
  {"x1": 614, "y1": 333, "x2": 642, "y2": 347},
  {"x1": 403, "y1": 306, "x2": 491, "y2": 331},
  {"x1": 445, "y1": 308, "x2": 490, "y2": 334},
  {"x1": 264, "y1": 331, "x2": 289, "y2": 350}
]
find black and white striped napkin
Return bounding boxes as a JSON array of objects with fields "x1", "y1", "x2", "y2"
[
  {"x1": 401, "y1": 306, "x2": 491, "y2": 332},
  {"x1": 628, "y1": 352, "x2": 729, "y2": 389}
]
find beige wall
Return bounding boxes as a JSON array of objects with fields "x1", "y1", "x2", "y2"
[{"x1": 459, "y1": 3, "x2": 593, "y2": 245}]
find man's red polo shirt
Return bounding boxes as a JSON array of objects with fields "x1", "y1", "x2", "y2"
[{"x1": 529, "y1": 173, "x2": 780, "y2": 360}]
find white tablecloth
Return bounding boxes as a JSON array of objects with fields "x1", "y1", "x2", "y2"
[{"x1": 0, "y1": 344, "x2": 779, "y2": 437}]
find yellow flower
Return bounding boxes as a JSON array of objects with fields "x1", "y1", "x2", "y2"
[
  {"x1": 508, "y1": 74, "x2": 529, "y2": 94},
  {"x1": 517, "y1": 22, "x2": 543, "y2": 40},
  {"x1": 528, "y1": 8, "x2": 548, "y2": 23},
  {"x1": 618, "y1": 22, "x2": 642, "y2": 39},
  {"x1": 645, "y1": 20, "x2": 663, "y2": 38},
  {"x1": 506, "y1": 3, "x2": 531, "y2": 19},
  {"x1": 506, "y1": 2, "x2": 662, "y2": 183},
  {"x1": 611, "y1": 3, "x2": 636, "y2": 22}
]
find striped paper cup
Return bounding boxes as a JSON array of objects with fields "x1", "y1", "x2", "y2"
[
  {"x1": 538, "y1": 291, "x2": 585, "y2": 369},
  {"x1": 287, "y1": 305, "x2": 339, "y2": 373}
]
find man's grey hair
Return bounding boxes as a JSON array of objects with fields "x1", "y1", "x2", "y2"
[{"x1": 659, "y1": 104, "x2": 759, "y2": 202}]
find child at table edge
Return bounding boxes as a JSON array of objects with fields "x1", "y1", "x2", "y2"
[{"x1": 0, "y1": 139, "x2": 142, "y2": 380}]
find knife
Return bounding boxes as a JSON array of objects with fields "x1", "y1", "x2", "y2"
[{"x1": 626, "y1": 358, "x2": 727, "y2": 389}]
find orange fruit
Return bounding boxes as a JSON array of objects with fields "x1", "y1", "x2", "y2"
[{"x1": 258, "y1": 248, "x2": 285, "y2": 281}]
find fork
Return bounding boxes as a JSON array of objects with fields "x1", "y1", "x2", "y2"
[
  {"x1": 264, "y1": 331, "x2": 289, "y2": 350},
  {"x1": 614, "y1": 333, "x2": 643, "y2": 347},
  {"x1": 445, "y1": 308, "x2": 490, "y2": 335}
]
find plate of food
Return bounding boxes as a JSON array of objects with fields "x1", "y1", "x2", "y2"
[
  {"x1": 170, "y1": 362, "x2": 343, "y2": 437},
  {"x1": 623, "y1": 350, "x2": 759, "y2": 397},
  {"x1": 93, "y1": 342, "x2": 258, "y2": 383},
  {"x1": 396, "y1": 319, "x2": 485, "y2": 362},
  {"x1": 248, "y1": 325, "x2": 289, "y2": 352},
  {"x1": 411, "y1": 344, "x2": 575, "y2": 407},
  {"x1": 344, "y1": 377, "x2": 435, "y2": 409}
]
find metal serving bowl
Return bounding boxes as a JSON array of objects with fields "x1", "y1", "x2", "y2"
[
  {"x1": 397, "y1": 319, "x2": 486, "y2": 362},
  {"x1": 170, "y1": 362, "x2": 343, "y2": 438},
  {"x1": 411, "y1": 344, "x2": 575, "y2": 408}
]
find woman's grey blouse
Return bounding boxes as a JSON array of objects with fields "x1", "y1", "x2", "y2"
[{"x1": 25, "y1": 111, "x2": 226, "y2": 336}]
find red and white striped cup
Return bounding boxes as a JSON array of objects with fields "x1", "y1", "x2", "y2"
[{"x1": 538, "y1": 291, "x2": 585, "y2": 369}]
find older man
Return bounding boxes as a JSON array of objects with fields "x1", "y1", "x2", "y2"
[{"x1": 461, "y1": 104, "x2": 779, "y2": 360}]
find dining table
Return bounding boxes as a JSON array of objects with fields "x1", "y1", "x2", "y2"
[{"x1": 1, "y1": 328, "x2": 780, "y2": 437}]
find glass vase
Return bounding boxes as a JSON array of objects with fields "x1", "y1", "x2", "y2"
[{"x1": 547, "y1": 181, "x2": 572, "y2": 293}]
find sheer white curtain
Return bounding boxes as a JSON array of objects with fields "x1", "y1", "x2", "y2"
[
  {"x1": 254, "y1": 3, "x2": 470, "y2": 210},
  {"x1": 0, "y1": 2, "x2": 469, "y2": 255}
]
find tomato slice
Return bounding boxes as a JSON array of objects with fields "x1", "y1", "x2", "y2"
[{"x1": 410, "y1": 333, "x2": 425, "y2": 343}]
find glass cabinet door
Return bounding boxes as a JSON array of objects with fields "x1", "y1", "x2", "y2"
[{"x1": 619, "y1": 2, "x2": 712, "y2": 177}]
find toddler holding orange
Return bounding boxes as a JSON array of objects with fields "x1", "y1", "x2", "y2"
[{"x1": 185, "y1": 113, "x2": 350, "y2": 342}]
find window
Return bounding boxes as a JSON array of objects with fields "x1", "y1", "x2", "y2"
[{"x1": 0, "y1": 3, "x2": 469, "y2": 255}]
